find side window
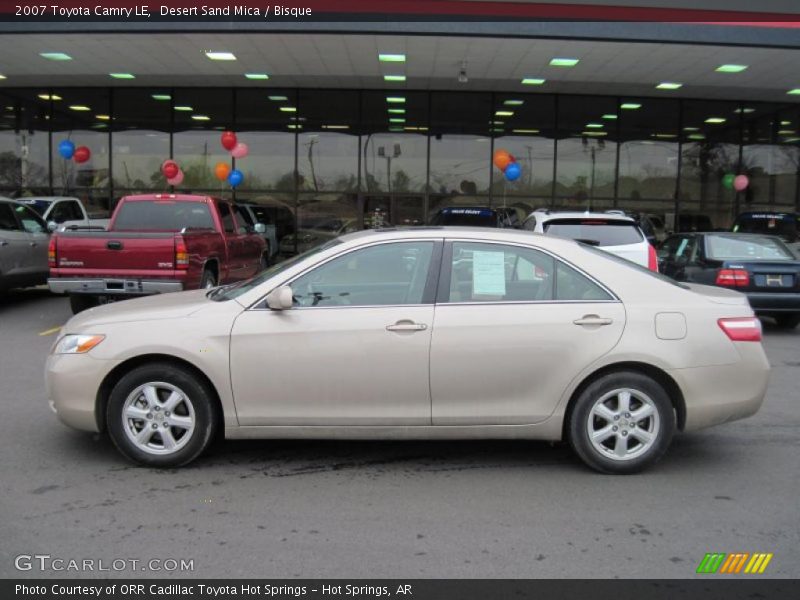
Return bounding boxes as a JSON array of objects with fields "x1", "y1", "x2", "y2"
[
  {"x1": 445, "y1": 242, "x2": 554, "y2": 303},
  {"x1": 49, "y1": 202, "x2": 70, "y2": 223},
  {"x1": 291, "y1": 242, "x2": 434, "y2": 307},
  {"x1": 234, "y1": 206, "x2": 254, "y2": 234},
  {"x1": 65, "y1": 200, "x2": 84, "y2": 221},
  {"x1": 217, "y1": 202, "x2": 235, "y2": 234},
  {"x1": 555, "y1": 261, "x2": 613, "y2": 301},
  {"x1": 522, "y1": 215, "x2": 537, "y2": 231},
  {"x1": 14, "y1": 205, "x2": 47, "y2": 234},
  {"x1": 0, "y1": 204, "x2": 21, "y2": 231}
]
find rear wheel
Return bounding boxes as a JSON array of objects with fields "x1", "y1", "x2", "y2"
[
  {"x1": 775, "y1": 314, "x2": 800, "y2": 330},
  {"x1": 106, "y1": 363, "x2": 218, "y2": 467},
  {"x1": 568, "y1": 371, "x2": 675, "y2": 474},
  {"x1": 69, "y1": 294, "x2": 99, "y2": 314},
  {"x1": 200, "y1": 268, "x2": 217, "y2": 290}
]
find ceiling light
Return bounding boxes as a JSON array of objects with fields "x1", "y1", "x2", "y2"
[
  {"x1": 388, "y1": 127, "x2": 404, "y2": 132},
  {"x1": 95, "y1": 114, "x2": 110, "y2": 120},
  {"x1": 287, "y1": 124, "x2": 302, "y2": 130},
  {"x1": 386, "y1": 97, "x2": 406, "y2": 103},
  {"x1": 521, "y1": 78, "x2": 546, "y2": 85},
  {"x1": 245, "y1": 73, "x2": 270, "y2": 80},
  {"x1": 582, "y1": 131, "x2": 607, "y2": 137},
  {"x1": 69, "y1": 105, "x2": 90, "y2": 111},
  {"x1": 602, "y1": 114, "x2": 618, "y2": 120},
  {"x1": 734, "y1": 107, "x2": 756, "y2": 114},
  {"x1": 384, "y1": 75, "x2": 406, "y2": 82},
  {"x1": 504, "y1": 100, "x2": 524, "y2": 106},
  {"x1": 780, "y1": 120, "x2": 791, "y2": 126},
  {"x1": 495, "y1": 111, "x2": 514, "y2": 117},
  {"x1": 491, "y1": 121, "x2": 504, "y2": 126},
  {"x1": 151, "y1": 94, "x2": 171, "y2": 101},
  {"x1": 378, "y1": 54, "x2": 406, "y2": 62},
  {"x1": 322, "y1": 125, "x2": 349, "y2": 130},
  {"x1": 621, "y1": 103, "x2": 642, "y2": 110},
  {"x1": 585, "y1": 123, "x2": 604, "y2": 129},
  {"x1": 174, "y1": 106, "x2": 193, "y2": 111},
  {"x1": 653, "y1": 133, "x2": 677, "y2": 139},
  {"x1": 550, "y1": 58, "x2": 579, "y2": 67},
  {"x1": 40, "y1": 52, "x2": 72, "y2": 61},
  {"x1": 387, "y1": 108, "x2": 405, "y2": 114},
  {"x1": 716, "y1": 64, "x2": 748, "y2": 73},
  {"x1": 705, "y1": 117, "x2": 726, "y2": 124},
  {"x1": 0, "y1": 75, "x2": 6, "y2": 80},
  {"x1": 787, "y1": 89, "x2": 800, "y2": 96},
  {"x1": 205, "y1": 51, "x2": 237, "y2": 61},
  {"x1": 268, "y1": 95, "x2": 288, "y2": 101},
  {"x1": 37, "y1": 94, "x2": 62, "y2": 101},
  {"x1": 683, "y1": 126, "x2": 699, "y2": 131},
  {"x1": 192, "y1": 115, "x2": 211, "y2": 121},
  {"x1": 389, "y1": 118, "x2": 405, "y2": 123},
  {"x1": 279, "y1": 106, "x2": 297, "y2": 112},
  {"x1": 109, "y1": 73, "x2": 135, "y2": 79},
  {"x1": 656, "y1": 82, "x2": 682, "y2": 90},
  {"x1": 688, "y1": 133, "x2": 706, "y2": 140},
  {"x1": 513, "y1": 129, "x2": 540, "y2": 134},
  {"x1": 778, "y1": 130, "x2": 796, "y2": 135}
]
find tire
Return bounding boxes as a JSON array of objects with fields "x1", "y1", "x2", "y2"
[
  {"x1": 69, "y1": 294, "x2": 99, "y2": 314},
  {"x1": 200, "y1": 268, "x2": 217, "y2": 290},
  {"x1": 568, "y1": 371, "x2": 675, "y2": 474},
  {"x1": 106, "y1": 363, "x2": 218, "y2": 468},
  {"x1": 775, "y1": 314, "x2": 800, "y2": 330}
]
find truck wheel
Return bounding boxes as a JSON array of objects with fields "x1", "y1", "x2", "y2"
[
  {"x1": 200, "y1": 269, "x2": 217, "y2": 290},
  {"x1": 106, "y1": 363, "x2": 218, "y2": 467},
  {"x1": 69, "y1": 294, "x2": 99, "y2": 314},
  {"x1": 568, "y1": 371, "x2": 675, "y2": 474}
]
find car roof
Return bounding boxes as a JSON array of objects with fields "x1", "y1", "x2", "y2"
[
  {"x1": 17, "y1": 196, "x2": 79, "y2": 202},
  {"x1": 534, "y1": 211, "x2": 635, "y2": 223}
]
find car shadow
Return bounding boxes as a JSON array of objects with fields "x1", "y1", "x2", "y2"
[{"x1": 0, "y1": 287, "x2": 58, "y2": 312}]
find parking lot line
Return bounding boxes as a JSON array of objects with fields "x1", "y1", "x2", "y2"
[{"x1": 38, "y1": 326, "x2": 62, "y2": 337}]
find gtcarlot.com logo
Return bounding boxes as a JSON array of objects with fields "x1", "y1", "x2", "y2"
[{"x1": 696, "y1": 552, "x2": 773, "y2": 574}]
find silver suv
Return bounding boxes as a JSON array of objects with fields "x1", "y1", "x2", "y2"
[{"x1": 0, "y1": 198, "x2": 50, "y2": 291}]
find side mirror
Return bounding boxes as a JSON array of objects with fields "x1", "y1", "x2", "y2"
[
  {"x1": 254, "y1": 222, "x2": 266, "y2": 234},
  {"x1": 265, "y1": 285, "x2": 294, "y2": 310},
  {"x1": 47, "y1": 221, "x2": 58, "y2": 232}
]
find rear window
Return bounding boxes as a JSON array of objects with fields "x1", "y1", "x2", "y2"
[
  {"x1": 543, "y1": 219, "x2": 643, "y2": 246},
  {"x1": 706, "y1": 235, "x2": 794, "y2": 261},
  {"x1": 733, "y1": 213, "x2": 799, "y2": 241},
  {"x1": 432, "y1": 208, "x2": 497, "y2": 227},
  {"x1": 113, "y1": 200, "x2": 214, "y2": 231}
]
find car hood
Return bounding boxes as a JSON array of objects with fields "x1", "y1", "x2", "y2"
[{"x1": 65, "y1": 289, "x2": 215, "y2": 331}]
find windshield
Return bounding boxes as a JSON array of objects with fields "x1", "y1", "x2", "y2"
[
  {"x1": 706, "y1": 234, "x2": 794, "y2": 261},
  {"x1": 544, "y1": 219, "x2": 643, "y2": 246},
  {"x1": 19, "y1": 199, "x2": 53, "y2": 216},
  {"x1": 210, "y1": 239, "x2": 343, "y2": 301},
  {"x1": 114, "y1": 200, "x2": 214, "y2": 231},
  {"x1": 581, "y1": 243, "x2": 689, "y2": 289},
  {"x1": 733, "y1": 213, "x2": 799, "y2": 242},
  {"x1": 432, "y1": 208, "x2": 497, "y2": 227}
]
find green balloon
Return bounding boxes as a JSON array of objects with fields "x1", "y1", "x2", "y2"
[{"x1": 722, "y1": 173, "x2": 735, "y2": 189}]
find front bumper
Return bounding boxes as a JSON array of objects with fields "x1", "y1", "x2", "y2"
[
  {"x1": 49, "y1": 277, "x2": 183, "y2": 296},
  {"x1": 671, "y1": 342, "x2": 770, "y2": 432},
  {"x1": 45, "y1": 352, "x2": 120, "y2": 432},
  {"x1": 746, "y1": 292, "x2": 800, "y2": 313}
]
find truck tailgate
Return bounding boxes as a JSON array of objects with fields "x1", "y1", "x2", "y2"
[{"x1": 53, "y1": 231, "x2": 177, "y2": 272}]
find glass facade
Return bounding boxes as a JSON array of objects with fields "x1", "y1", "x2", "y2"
[{"x1": 1, "y1": 87, "x2": 798, "y2": 255}]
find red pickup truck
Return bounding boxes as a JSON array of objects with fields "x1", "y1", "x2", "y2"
[{"x1": 48, "y1": 194, "x2": 268, "y2": 313}]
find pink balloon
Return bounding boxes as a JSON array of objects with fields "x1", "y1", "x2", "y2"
[
  {"x1": 167, "y1": 169, "x2": 184, "y2": 186},
  {"x1": 231, "y1": 142, "x2": 249, "y2": 159},
  {"x1": 733, "y1": 175, "x2": 749, "y2": 192}
]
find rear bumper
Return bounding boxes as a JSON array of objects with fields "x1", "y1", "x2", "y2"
[
  {"x1": 49, "y1": 278, "x2": 183, "y2": 296},
  {"x1": 746, "y1": 292, "x2": 800, "y2": 313}
]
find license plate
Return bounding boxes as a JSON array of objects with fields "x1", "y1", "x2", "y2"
[{"x1": 764, "y1": 274, "x2": 787, "y2": 287}]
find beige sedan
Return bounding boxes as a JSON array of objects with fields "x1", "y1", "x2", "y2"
[{"x1": 46, "y1": 228, "x2": 770, "y2": 473}]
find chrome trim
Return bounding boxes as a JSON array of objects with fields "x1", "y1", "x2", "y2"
[{"x1": 48, "y1": 278, "x2": 183, "y2": 295}]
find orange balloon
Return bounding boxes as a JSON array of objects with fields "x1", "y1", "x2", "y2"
[
  {"x1": 493, "y1": 149, "x2": 512, "y2": 171},
  {"x1": 214, "y1": 161, "x2": 231, "y2": 181}
]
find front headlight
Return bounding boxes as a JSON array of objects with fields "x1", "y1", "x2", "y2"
[{"x1": 53, "y1": 334, "x2": 105, "y2": 355}]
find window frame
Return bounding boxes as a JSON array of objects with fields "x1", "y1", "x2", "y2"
[{"x1": 436, "y1": 239, "x2": 618, "y2": 305}]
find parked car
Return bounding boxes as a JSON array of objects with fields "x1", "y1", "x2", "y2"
[
  {"x1": 732, "y1": 211, "x2": 800, "y2": 257},
  {"x1": 47, "y1": 228, "x2": 768, "y2": 473},
  {"x1": 0, "y1": 198, "x2": 50, "y2": 291},
  {"x1": 234, "y1": 203, "x2": 279, "y2": 263},
  {"x1": 523, "y1": 209, "x2": 658, "y2": 270},
  {"x1": 658, "y1": 232, "x2": 800, "y2": 329},
  {"x1": 18, "y1": 196, "x2": 109, "y2": 231},
  {"x1": 48, "y1": 194, "x2": 267, "y2": 313},
  {"x1": 279, "y1": 216, "x2": 358, "y2": 256},
  {"x1": 431, "y1": 206, "x2": 524, "y2": 228}
]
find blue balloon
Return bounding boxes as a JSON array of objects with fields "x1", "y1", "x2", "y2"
[
  {"x1": 504, "y1": 162, "x2": 522, "y2": 182},
  {"x1": 58, "y1": 140, "x2": 75, "y2": 159},
  {"x1": 227, "y1": 169, "x2": 244, "y2": 188}
]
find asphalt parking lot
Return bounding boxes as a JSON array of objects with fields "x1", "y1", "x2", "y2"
[{"x1": 0, "y1": 288, "x2": 797, "y2": 579}]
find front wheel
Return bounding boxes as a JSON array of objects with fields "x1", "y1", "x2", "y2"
[
  {"x1": 106, "y1": 363, "x2": 218, "y2": 467},
  {"x1": 775, "y1": 314, "x2": 800, "y2": 330},
  {"x1": 568, "y1": 371, "x2": 675, "y2": 474}
]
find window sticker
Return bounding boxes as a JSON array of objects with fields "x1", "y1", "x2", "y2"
[{"x1": 472, "y1": 250, "x2": 506, "y2": 296}]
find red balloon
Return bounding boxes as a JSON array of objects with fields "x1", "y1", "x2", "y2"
[
  {"x1": 73, "y1": 146, "x2": 91, "y2": 164},
  {"x1": 221, "y1": 131, "x2": 237, "y2": 151},
  {"x1": 162, "y1": 160, "x2": 179, "y2": 179}
]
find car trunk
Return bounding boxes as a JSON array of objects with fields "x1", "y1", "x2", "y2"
[{"x1": 52, "y1": 231, "x2": 178, "y2": 273}]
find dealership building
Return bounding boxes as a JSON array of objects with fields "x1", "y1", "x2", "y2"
[{"x1": 1, "y1": 0, "x2": 800, "y2": 246}]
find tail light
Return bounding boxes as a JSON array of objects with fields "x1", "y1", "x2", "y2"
[
  {"x1": 647, "y1": 244, "x2": 659, "y2": 272},
  {"x1": 716, "y1": 268, "x2": 749, "y2": 287},
  {"x1": 718, "y1": 317, "x2": 762, "y2": 342},
  {"x1": 175, "y1": 239, "x2": 188, "y2": 269},
  {"x1": 48, "y1": 236, "x2": 57, "y2": 268}
]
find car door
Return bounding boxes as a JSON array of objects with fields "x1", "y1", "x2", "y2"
[
  {"x1": 215, "y1": 201, "x2": 246, "y2": 280},
  {"x1": 430, "y1": 240, "x2": 625, "y2": 425},
  {"x1": 13, "y1": 204, "x2": 49, "y2": 277},
  {"x1": 658, "y1": 235, "x2": 696, "y2": 280},
  {"x1": 229, "y1": 240, "x2": 441, "y2": 425},
  {"x1": 0, "y1": 203, "x2": 31, "y2": 284}
]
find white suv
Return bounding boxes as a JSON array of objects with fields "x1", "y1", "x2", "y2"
[{"x1": 523, "y1": 209, "x2": 658, "y2": 271}]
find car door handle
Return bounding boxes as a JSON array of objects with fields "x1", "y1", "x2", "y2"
[
  {"x1": 386, "y1": 321, "x2": 428, "y2": 332},
  {"x1": 573, "y1": 315, "x2": 613, "y2": 326}
]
